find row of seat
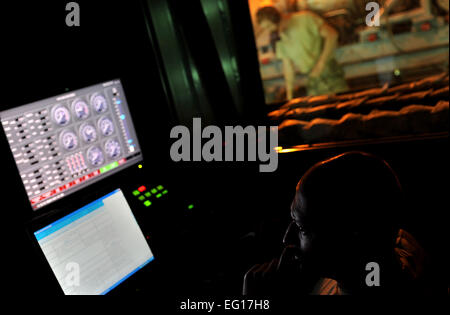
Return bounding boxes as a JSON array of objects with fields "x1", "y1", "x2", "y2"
[{"x1": 268, "y1": 73, "x2": 449, "y2": 145}]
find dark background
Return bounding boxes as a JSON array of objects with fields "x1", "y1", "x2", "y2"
[{"x1": 0, "y1": 0, "x2": 448, "y2": 301}]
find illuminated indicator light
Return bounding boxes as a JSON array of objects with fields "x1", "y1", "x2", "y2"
[
  {"x1": 156, "y1": 193, "x2": 162, "y2": 198},
  {"x1": 138, "y1": 185, "x2": 146, "y2": 192},
  {"x1": 144, "y1": 200, "x2": 152, "y2": 207},
  {"x1": 157, "y1": 185, "x2": 163, "y2": 190},
  {"x1": 261, "y1": 58, "x2": 270, "y2": 65},
  {"x1": 138, "y1": 164, "x2": 142, "y2": 169},
  {"x1": 138, "y1": 195, "x2": 145, "y2": 201},
  {"x1": 188, "y1": 204, "x2": 194, "y2": 210},
  {"x1": 120, "y1": 114, "x2": 125, "y2": 120},
  {"x1": 420, "y1": 22, "x2": 431, "y2": 31},
  {"x1": 145, "y1": 192, "x2": 151, "y2": 197},
  {"x1": 100, "y1": 161, "x2": 119, "y2": 173},
  {"x1": 132, "y1": 190, "x2": 140, "y2": 196},
  {"x1": 162, "y1": 190, "x2": 168, "y2": 195},
  {"x1": 151, "y1": 189, "x2": 157, "y2": 194},
  {"x1": 116, "y1": 100, "x2": 122, "y2": 105},
  {"x1": 367, "y1": 33, "x2": 378, "y2": 42},
  {"x1": 128, "y1": 139, "x2": 133, "y2": 144},
  {"x1": 394, "y1": 69, "x2": 401, "y2": 76}
]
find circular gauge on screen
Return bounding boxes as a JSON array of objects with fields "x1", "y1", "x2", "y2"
[
  {"x1": 86, "y1": 146, "x2": 104, "y2": 166},
  {"x1": 72, "y1": 99, "x2": 90, "y2": 120},
  {"x1": 90, "y1": 93, "x2": 108, "y2": 113},
  {"x1": 60, "y1": 130, "x2": 78, "y2": 151},
  {"x1": 51, "y1": 105, "x2": 71, "y2": 126},
  {"x1": 104, "y1": 139, "x2": 121, "y2": 159},
  {"x1": 98, "y1": 117, "x2": 114, "y2": 136},
  {"x1": 80, "y1": 124, "x2": 97, "y2": 143}
]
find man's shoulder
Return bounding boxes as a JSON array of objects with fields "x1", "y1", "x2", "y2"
[
  {"x1": 288, "y1": 10, "x2": 324, "y2": 26},
  {"x1": 290, "y1": 10, "x2": 323, "y2": 19}
]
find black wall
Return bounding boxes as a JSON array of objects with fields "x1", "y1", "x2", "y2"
[{"x1": 0, "y1": 0, "x2": 448, "y2": 298}]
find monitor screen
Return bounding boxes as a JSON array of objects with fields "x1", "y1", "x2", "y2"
[
  {"x1": 33, "y1": 189, "x2": 154, "y2": 295},
  {"x1": 0, "y1": 79, "x2": 142, "y2": 210}
]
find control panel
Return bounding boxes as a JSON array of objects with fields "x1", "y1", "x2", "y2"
[{"x1": 0, "y1": 79, "x2": 142, "y2": 210}]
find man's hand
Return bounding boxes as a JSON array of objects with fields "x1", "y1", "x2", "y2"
[
  {"x1": 243, "y1": 259, "x2": 279, "y2": 296},
  {"x1": 309, "y1": 21, "x2": 338, "y2": 79},
  {"x1": 243, "y1": 245, "x2": 316, "y2": 296},
  {"x1": 309, "y1": 59, "x2": 325, "y2": 78}
]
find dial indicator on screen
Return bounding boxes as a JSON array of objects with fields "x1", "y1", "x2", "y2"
[
  {"x1": 98, "y1": 117, "x2": 114, "y2": 136},
  {"x1": 87, "y1": 146, "x2": 104, "y2": 166},
  {"x1": 52, "y1": 105, "x2": 71, "y2": 126},
  {"x1": 60, "y1": 130, "x2": 78, "y2": 151},
  {"x1": 105, "y1": 139, "x2": 121, "y2": 158},
  {"x1": 72, "y1": 99, "x2": 90, "y2": 120},
  {"x1": 80, "y1": 124, "x2": 97, "y2": 143},
  {"x1": 91, "y1": 93, "x2": 108, "y2": 113}
]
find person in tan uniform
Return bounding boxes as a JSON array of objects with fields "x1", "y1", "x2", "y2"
[{"x1": 256, "y1": 6, "x2": 348, "y2": 99}]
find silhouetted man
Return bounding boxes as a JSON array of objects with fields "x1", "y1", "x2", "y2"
[
  {"x1": 243, "y1": 151, "x2": 430, "y2": 295},
  {"x1": 256, "y1": 6, "x2": 348, "y2": 99}
]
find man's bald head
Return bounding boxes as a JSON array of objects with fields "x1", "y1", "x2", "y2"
[{"x1": 291, "y1": 151, "x2": 403, "y2": 240}]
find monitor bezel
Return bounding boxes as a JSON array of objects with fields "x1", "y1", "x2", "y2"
[{"x1": 0, "y1": 78, "x2": 144, "y2": 213}]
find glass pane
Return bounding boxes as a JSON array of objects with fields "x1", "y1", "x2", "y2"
[{"x1": 248, "y1": 0, "x2": 449, "y2": 145}]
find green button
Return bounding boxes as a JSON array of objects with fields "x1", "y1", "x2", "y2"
[
  {"x1": 157, "y1": 185, "x2": 164, "y2": 191},
  {"x1": 138, "y1": 195, "x2": 145, "y2": 201},
  {"x1": 151, "y1": 189, "x2": 157, "y2": 194},
  {"x1": 156, "y1": 193, "x2": 162, "y2": 198},
  {"x1": 162, "y1": 190, "x2": 168, "y2": 195},
  {"x1": 144, "y1": 200, "x2": 152, "y2": 207},
  {"x1": 132, "y1": 190, "x2": 140, "y2": 196},
  {"x1": 145, "y1": 192, "x2": 151, "y2": 197}
]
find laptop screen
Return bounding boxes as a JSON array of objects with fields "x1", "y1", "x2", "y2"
[{"x1": 34, "y1": 189, "x2": 154, "y2": 295}]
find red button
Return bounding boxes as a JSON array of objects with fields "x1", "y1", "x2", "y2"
[{"x1": 138, "y1": 185, "x2": 146, "y2": 192}]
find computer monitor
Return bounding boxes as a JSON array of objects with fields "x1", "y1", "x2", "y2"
[
  {"x1": 0, "y1": 79, "x2": 143, "y2": 210},
  {"x1": 33, "y1": 188, "x2": 154, "y2": 295}
]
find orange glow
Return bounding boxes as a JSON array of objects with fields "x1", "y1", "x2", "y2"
[
  {"x1": 275, "y1": 146, "x2": 304, "y2": 153},
  {"x1": 279, "y1": 148, "x2": 302, "y2": 153}
]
